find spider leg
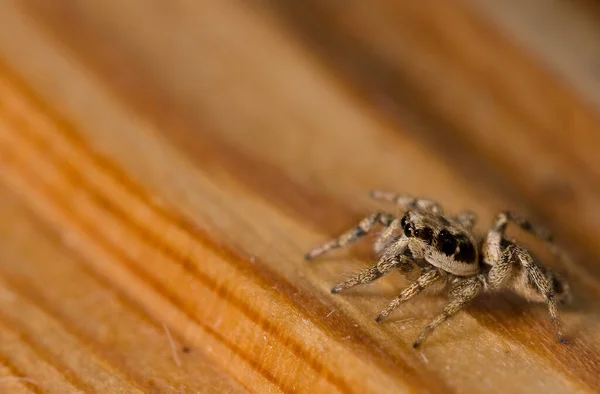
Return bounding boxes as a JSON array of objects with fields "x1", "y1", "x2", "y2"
[
  {"x1": 370, "y1": 190, "x2": 442, "y2": 214},
  {"x1": 488, "y1": 244, "x2": 567, "y2": 344},
  {"x1": 413, "y1": 276, "x2": 483, "y2": 348},
  {"x1": 305, "y1": 212, "x2": 396, "y2": 261},
  {"x1": 331, "y1": 249, "x2": 410, "y2": 294},
  {"x1": 452, "y1": 210, "x2": 478, "y2": 230},
  {"x1": 374, "y1": 217, "x2": 403, "y2": 254},
  {"x1": 491, "y1": 211, "x2": 567, "y2": 264},
  {"x1": 375, "y1": 270, "x2": 442, "y2": 322}
]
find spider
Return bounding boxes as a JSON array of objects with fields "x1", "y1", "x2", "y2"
[{"x1": 305, "y1": 190, "x2": 571, "y2": 348}]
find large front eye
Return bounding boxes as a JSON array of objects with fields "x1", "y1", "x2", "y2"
[
  {"x1": 401, "y1": 214, "x2": 414, "y2": 236},
  {"x1": 414, "y1": 227, "x2": 433, "y2": 244},
  {"x1": 400, "y1": 213, "x2": 408, "y2": 229},
  {"x1": 404, "y1": 223, "x2": 415, "y2": 237},
  {"x1": 437, "y1": 229, "x2": 457, "y2": 256}
]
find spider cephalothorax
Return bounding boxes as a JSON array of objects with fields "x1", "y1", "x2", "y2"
[{"x1": 305, "y1": 190, "x2": 571, "y2": 348}]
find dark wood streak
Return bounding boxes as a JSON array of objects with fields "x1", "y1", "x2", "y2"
[
  {"x1": 0, "y1": 21, "x2": 454, "y2": 394},
  {"x1": 1, "y1": 71, "x2": 437, "y2": 394},
  {"x1": 20, "y1": 1, "x2": 360, "y2": 238},
  {"x1": 0, "y1": 275, "x2": 154, "y2": 393},
  {"x1": 10, "y1": 3, "x2": 600, "y2": 390},
  {"x1": 416, "y1": 2, "x2": 600, "y2": 182},
  {"x1": 274, "y1": 0, "x2": 600, "y2": 186},
  {"x1": 0, "y1": 311, "x2": 94, "y2": 393},
  {"x1": 0, "y1": 131, "x2": 296, "y2": 394},
  {"x1": 0, "y1": 352, "x2": 44, "y2": 394},
  {"x1": 265, "y1": 0, "x2": 600, "y2": 281},
  {"x1": 249, "y1": 6, "x2": 600, "y2": 386},
  {"x1": 0, "y1": 186, "x2": 253, "y2": 394},
  {"x1": 264, "y1": 1, "x2": 521, "y2": 197}
]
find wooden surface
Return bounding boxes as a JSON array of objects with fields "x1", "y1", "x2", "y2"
[{"x1": 1, "y1": 1, "x2": 600, "y2": 393}]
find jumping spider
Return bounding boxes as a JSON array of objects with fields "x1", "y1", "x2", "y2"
[{"x1": 305, "y1": 191, "x2": 571, "y2": 348}]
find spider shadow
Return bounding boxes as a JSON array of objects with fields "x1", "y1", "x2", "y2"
[{"x1": 466, "y1": 290, "x2": 589, "y2": 345}]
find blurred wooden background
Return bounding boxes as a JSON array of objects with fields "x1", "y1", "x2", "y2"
[{"x1": 1, "y1": 1, "x2": 600, "y2": 393}]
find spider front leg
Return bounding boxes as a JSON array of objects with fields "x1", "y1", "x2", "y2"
[
  {"x1": 304, "y1": 211, "x2": 397, "y2": 261},
  {"x1": 487, "y1": 243, "x2": 568, "y2": 344},
  {"x1": 331, "y1": 253, "x2": 410, "y2": 294},
  {"x1": 375, "y1": 269, "x2": 442, "y2": 322},
  {"x1": 330, "y1": 236, "x2": 411, "y2": 293},
  {"x1": 370, "y1": 190, "x2": 443, "y2": 214},
  {"x1": 413, "y1": 275, "x2": 483, "y2": 348}
]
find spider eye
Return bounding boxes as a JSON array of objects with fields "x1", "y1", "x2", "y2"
[
  {"x1": 404, "y1": 222, "x2": 414, "y2": 237},
  {"x1": 437, "y1": 229, "x2": 457, "y2": 256},
  {"x1": 400, "y1": 213, "x2": 408, "y2": 229},
  {"x1": 414, "y1": 227, "x2": 433, "y2": 244},
  {"x1": 401, "y1": 214, "x2": 415, "y2": 236}
]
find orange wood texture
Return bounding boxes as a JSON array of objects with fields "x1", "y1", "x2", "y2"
[{"x1": 1, "y1": 1, "x2": 600, "y2": 393}]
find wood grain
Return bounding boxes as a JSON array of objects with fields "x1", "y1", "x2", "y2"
[{"x1": 0, "y1": 1, "x2": 599, "y2": 393}]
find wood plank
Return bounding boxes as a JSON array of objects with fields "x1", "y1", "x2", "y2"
[
  {"x1": 0, "y1": 0, "x2": 598, "y2": 392},
  {"x1": 0, "y1": 187, "x2": 247, "y2": 393}
]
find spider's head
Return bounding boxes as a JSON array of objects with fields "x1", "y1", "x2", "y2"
[{"x1": 401, "y1": 211, "x2": 479, "y2": 276}]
